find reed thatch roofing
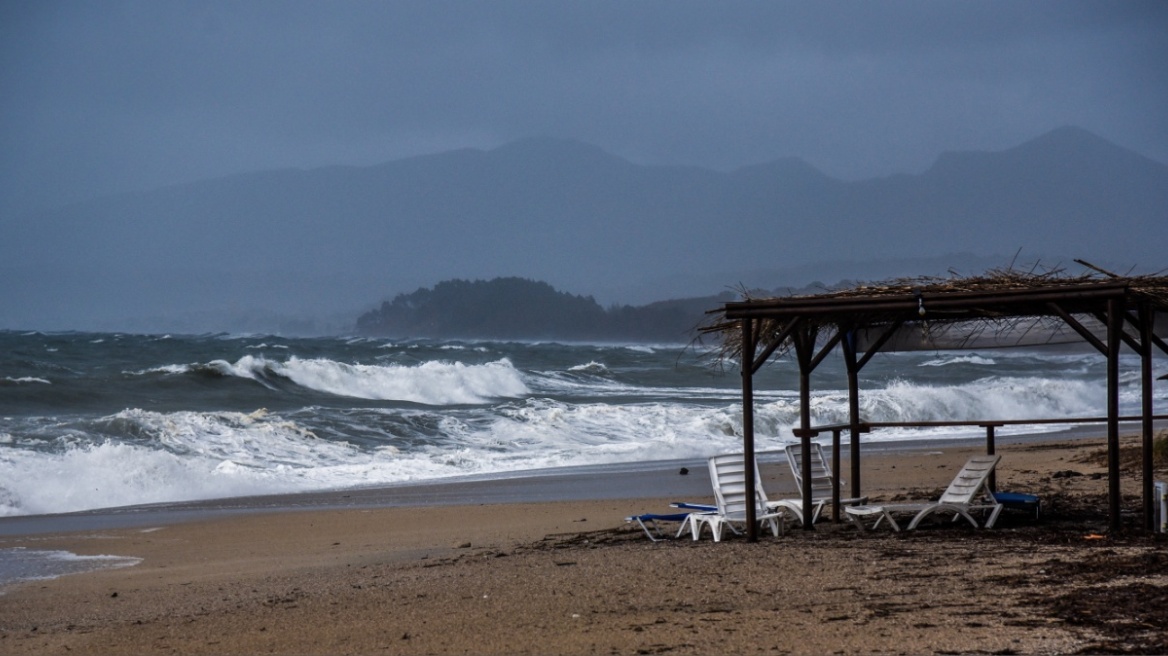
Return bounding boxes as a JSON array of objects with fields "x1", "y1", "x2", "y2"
[{"x1": 702, "y1": 265, "x2": 1168, "y2": 363}]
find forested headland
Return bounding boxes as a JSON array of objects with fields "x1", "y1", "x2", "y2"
[{"x1": 355, "y1": 277, "x2": 734, "y2": 342}]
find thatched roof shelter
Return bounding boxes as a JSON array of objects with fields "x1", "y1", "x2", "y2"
[{"x1": 702, "y1": 266, "x2": 1168, "y2": 539}]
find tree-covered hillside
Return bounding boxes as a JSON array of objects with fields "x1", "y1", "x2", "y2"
[{"x1": 355, "y1": 277, "x2": 726, "y2": 342}]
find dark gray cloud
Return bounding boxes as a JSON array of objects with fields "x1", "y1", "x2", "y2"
[{"x1": 2, "y1": 0, "x2": 1166, "y2": 216}]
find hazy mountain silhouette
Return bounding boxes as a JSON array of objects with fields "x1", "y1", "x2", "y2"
[{"x1": 2, "y1": 126, "x2": 1164, "y2": 333}]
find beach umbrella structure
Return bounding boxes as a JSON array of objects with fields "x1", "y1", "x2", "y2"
[{"x1": 702, "y1": 265, "x2": 1168, "y2": 539}]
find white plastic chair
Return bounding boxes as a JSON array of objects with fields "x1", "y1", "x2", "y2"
[
  {"x1": 784, "y1": 442, "x2": 868, "y2": 522},
  {"x1": 688, "y1": 453, "x2": 786, "y2": 541},
  {"x1": 845, "y1": 455, "x2": 1004, "y2": 531}
]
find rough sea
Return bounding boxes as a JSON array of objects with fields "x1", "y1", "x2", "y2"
[{"x1": 2, "y1": 329, "x2": 1162, "y2": 518}]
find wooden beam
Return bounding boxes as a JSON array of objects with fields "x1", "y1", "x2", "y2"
[
  {"x1": 1123, "y1": 308, "x2": 1168, "y2": 355},
  {"x1": 751, "y1": 317, "x2": 802, "y2": 375},
  {"x1": 842, "y1": 329, "x2": 863, "y2": 498},
  {"x1": 741, "y1": 318, "x2": 758, "y2": 542},
  {"x1": 809, "y1": 328, "x2": 843, "y2": 372},
  {"x1": 855, "y1": 320, "x2": 905, "y2": 370},
  {"x1": 984, "y1": 424, "x2": 997, "y2": 492},
  {"x1": 1107, "y1": 298, "x2": 1122, "y2": 534},
  {"x1": 724, "y1": 282, "x2": 1129, "y2": 318},
  {"x1": 1140, "y1": 304, "x2": 1155, "y2": 531},
  {"x1": 1122, "y1": 310, "x2": 1149, "y2": 355},
  {"x1": 830, "y1": 428, "x2": 842, "y2": 523},
  {"x1": 1094, "y1": 310, "x2": 1142, "y2": 353},
  {"x1": 1047, "y1": 302, "x2": 1107, "y2": 354},
  {"x1": 793, "y1": 326, "x2": 818, "y2": 531}
]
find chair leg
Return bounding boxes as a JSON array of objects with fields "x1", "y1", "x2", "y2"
[
  {"x1": 711, "y1": 519, "x2": 724, "y2": 542},
  {"x1": 985, "y1": 505, "x2": 1003, "y2": 529},
  {"x1": 763, "y1": 517, "x2": 784, "y2": 537},
  {"x1": 874, "y1": 511, "x2": 900, "y2": 531},
  {"x1": 636, "y1": 518, "x2": 660, "y2": 542},
  {"x1": 688, "y1": 515, "x2": 703, "y2": 541},
  {"x1": 810, "y1": 501, "x2": 825, "y2": 524}
]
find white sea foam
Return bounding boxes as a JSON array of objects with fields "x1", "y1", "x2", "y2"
[
  {"x1": 0, "y1": 400, "x2": 756, "y2": 515},
  {"x1": 272, "y1": 357, "x2": 530, "y2": 404},
  {"x1": 747, "y1": 375, "x2": 1107, "y2": 441},
  {"x1": 0, "y1": 548, "x2": 141, "y2": 590},
  {"x1": 0, "y1": 400, "x2": 705, "y2": 514},
  {"x1": 198, "y1": 355, "x2": 530, "y2": 404},
  {"x1": 0, "y1": 409, "x2": 358, "y2": 516},
  {"x1": 2, "y1": 377, "x2": 51, "y2": 385},
  {"x1": 202, "y1": 355, "x2": 268, "y2": 383},
  {"x1": 128, "y1": 364, "x2": 189, "y2": 376},
  {"x1": 0, "y1": 331, "x2": 1151, "y2": 518},
  {"x1": 568, "y1": 361, "x2": 610, "y2": 375},
  {"x1": 0, "y1": 369, "x2": 1131, "y2": 517},
  {"x1": 918, "y1": 355, "x2": 996, "y2": 367}
]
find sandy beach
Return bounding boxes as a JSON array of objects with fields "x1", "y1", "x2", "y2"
[{"x1": 2, "y1": 435, "x2": 1166, "y2": 655}]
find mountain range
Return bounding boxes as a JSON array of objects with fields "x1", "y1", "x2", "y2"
[{"x1": 3, "y1": 126, "x2": 1165, "y2": 333}]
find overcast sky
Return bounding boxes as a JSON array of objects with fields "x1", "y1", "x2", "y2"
[{"x1": 2, "y1": 0, "x2": 1166, "y2": 217}]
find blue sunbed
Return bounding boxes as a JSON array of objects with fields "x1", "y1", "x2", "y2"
[
  {"x1": 993, "y1": 491, "x2": 1041, "y2": 519},
  {"x1": 625, "y1": 502, "x2": 717, "y2": 541}
]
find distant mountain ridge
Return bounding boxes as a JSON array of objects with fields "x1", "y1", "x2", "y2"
[{"x1": 2, "y1": 126, "x2": 1165, "y2": 333}]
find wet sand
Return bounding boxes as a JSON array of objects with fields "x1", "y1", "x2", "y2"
[{"x1": 2, "y1": 435, "x2": 1166, "y2": 654}]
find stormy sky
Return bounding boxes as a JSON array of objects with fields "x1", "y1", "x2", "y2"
[{"x1": 3, "y1": 0, "x2": 1166, "y2": 219}]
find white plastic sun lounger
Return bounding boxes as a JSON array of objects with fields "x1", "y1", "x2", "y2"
[
  {"x1": 845, "y1": 454, "x2": 1003, "y2": 531},
  {"x1": 784, "y1": 442, "x2": 868, "y2": 522},
  {"x1": 625, "y1": 511, "x2": 697, "y2": 541},
  {"x1": 742, "y1": 451, "x2": 824, "y2": 527},
  {"x1": 688, "y1": 454, "x2": 786, "y2": 542}
]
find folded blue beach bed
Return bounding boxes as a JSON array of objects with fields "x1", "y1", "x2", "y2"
[
  {"x1": 625, "y1": 503, "x2": 717, "y2": 541},
  {"x1": 993, "y1": 491, "x2": 1041, "y2": 519}
]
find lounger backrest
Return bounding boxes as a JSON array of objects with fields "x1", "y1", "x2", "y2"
[
  {"x1": 708, "y1": 453, "x2": 768, "y2": 518},
  {"x1": 784, "y1": 442, "x2": 836, "y2": 499},
  {"x1": 938, "y1": 455, "x2": 1001, "y2": 505}
]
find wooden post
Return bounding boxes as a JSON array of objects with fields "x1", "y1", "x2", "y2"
[
  {"x1": 984, "y1": 424, "x2": 997, "y2": 492},
  {"x1": 741, "y1": 318, "x2": 758, "y2": 542},
  {"x1": 831, "y1": 428, "x2": 842, "y2": 522},
  {"x1": 1140, "y1": 304, "x2": 1154, "y2": 531},
  {"x1": 842, "y1": 329, "x2": 862, "y2": 499},
  {"x1": 1107, "y1": 298, "x2": 1122, "y2": 534},
  {"x1": 794, "y1": 327, "x2": 816, "y2": 531}
]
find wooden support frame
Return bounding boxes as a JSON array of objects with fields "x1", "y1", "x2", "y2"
[
  {"x1": 723, "y1": 278, "x2": 1162, "y2": 535},
  {"x1": 741, "y1": 318, "x2": 759, "y2": 542}
]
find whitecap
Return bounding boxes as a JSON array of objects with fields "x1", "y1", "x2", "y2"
[
  {"x1": 2, "y1": 377, "x2": 51, "y2": 385},
  {"x1": 568, "y1": 361, "x2": 610, "y2": 375},
  {"x1": 125, "y1": 364, "x2": 189, "y2": 376},
  {"x1": 918, "y1": 355, "x2": 996, "y2": 367},
  {"x1": 269, "y1": 357, "x2": 530, "y2": 405}
]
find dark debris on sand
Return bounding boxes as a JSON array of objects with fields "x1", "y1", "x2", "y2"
[{"x1": 531, "y1": 490, "x2": 1168, "y2": 654}]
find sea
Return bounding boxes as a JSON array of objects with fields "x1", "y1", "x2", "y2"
[{"x1": 3, "y1": 329, "x2": 1163, "y2": 520}]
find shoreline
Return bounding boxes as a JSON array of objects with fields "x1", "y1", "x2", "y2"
[
  {"x1": 0, "y1": 423, "x2": 1120, "y2": 537},
  {"x1": 1, "y1": 431, "x2": 1166, "y2": 654}
]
